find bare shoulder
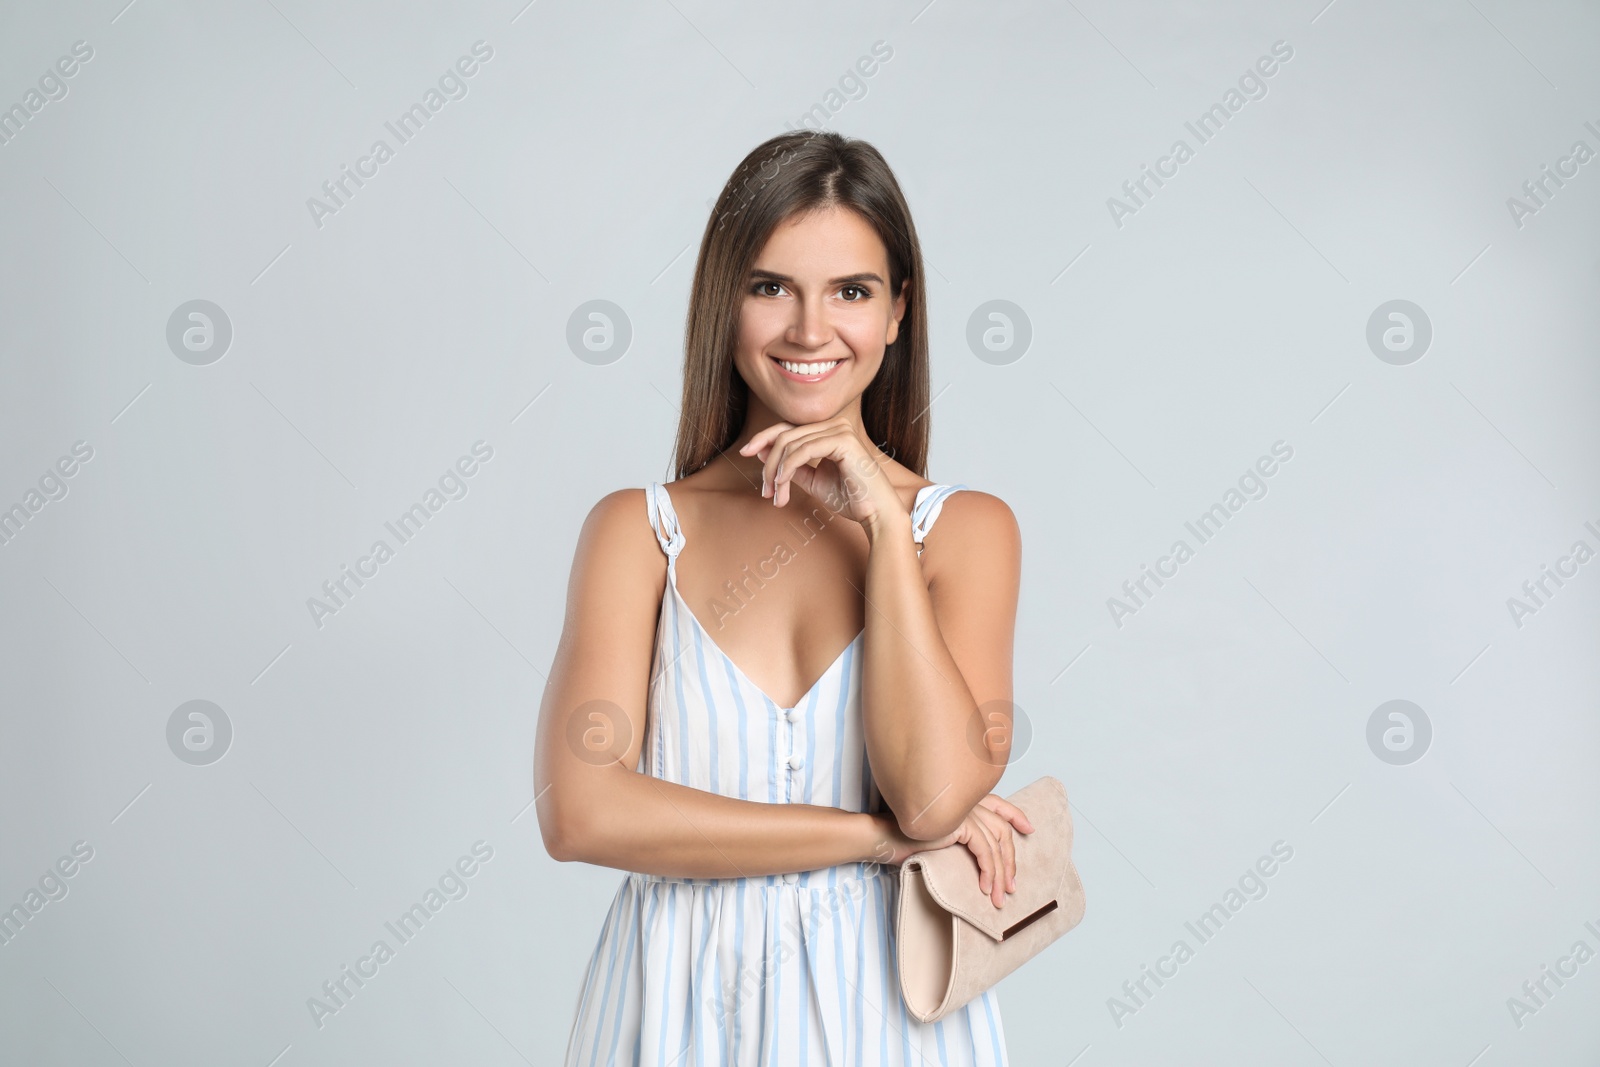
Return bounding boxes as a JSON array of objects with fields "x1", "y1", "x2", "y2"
[
  {"x1": 930, "y1": 489, "x2": 1021, "y2": 549},
  {"x1": 920, "y1": 487, "x2": 1021, "y2": 583},
  {"x1": 570, "y1": 488, "x2": 668, "y2": 588},
  {"x1": 581, "y1": 487, "x2": 656, "y2": 538}
]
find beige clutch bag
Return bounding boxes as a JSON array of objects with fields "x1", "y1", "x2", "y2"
[{"x1": 894, "y1": 775, "x2": 1086, "y2": 1023}]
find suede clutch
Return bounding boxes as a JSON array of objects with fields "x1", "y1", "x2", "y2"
[{"x1": 894, "y1": 775, "x2": 1086, "y2": 1023}]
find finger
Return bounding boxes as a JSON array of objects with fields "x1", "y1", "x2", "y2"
[
  {"x1": 979, "y1": 795, "x2": 1034, "y2": 835},
  {"x1": 967, "y1": 815, "x2": 1004, "y2": 908},
  {"x1": 962, "y1": 818, "x2": 997, "y2": 897},
  {"x1": 739, "y1": 422, "x2": 793, "y2": 460},
  {"x1": 969, "y1": 806, "x2": 1016, "y2": 895},
  {"x1": 785, "y1": 461, "x2": 827, "y2": 505},
  {"x1": 999, "y1": 817, "x2": 1017, "y2": 895},
  {"x1": 984, "y1": 818, "x2": 1006, "y2": 907},
  {"x1": 966, "y1": 806, "x2": 1017, "y2": 895},
  {"x1": 754, "y1": 423, "x2": 809, "y2": 497},
  {"x1": 759, "y1": 423, "x2": 818, "y2": 500},
  {"x1": 772, "y1": 429, "x2": 850, "y2": 507},
  {"x1": 969, "y1": 803, "x2": 1008, "y2": 839},
  {"x1": 773, "y1": 438, "x2": 822, "y2": 507}
]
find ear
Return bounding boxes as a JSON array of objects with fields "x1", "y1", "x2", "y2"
[{"x1": 885, "y1": 277, "x2": 909, "y2": 346}]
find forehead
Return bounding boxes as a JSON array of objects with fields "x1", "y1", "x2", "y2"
[{"x1": 752, "y1": 207, "x2": 888, "y2": 277}]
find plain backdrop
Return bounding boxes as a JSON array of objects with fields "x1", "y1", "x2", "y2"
[{"x1": 1, "y1": 0, "x2": 1597, "y2": 1064}]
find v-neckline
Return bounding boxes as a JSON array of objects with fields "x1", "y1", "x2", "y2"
[
  {"x1": 649, "y1": 481, "x2": 948, "y2": 711},
  {"x1": 663, "y1": 574, "x2": 862, "y2": 711}
]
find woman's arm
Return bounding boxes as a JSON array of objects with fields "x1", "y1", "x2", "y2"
[
  {"x1": 533, "y1": 489, "x2": 884, "y2": 878},
  {"x1": 858, "y1": 491, "x2": 1023, "y2": 841}
]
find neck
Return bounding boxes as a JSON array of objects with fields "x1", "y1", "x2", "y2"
[{"x1": 716, "y1": 396, "x2": 890, "y2": 488}]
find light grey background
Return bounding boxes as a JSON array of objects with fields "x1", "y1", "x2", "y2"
[{"x1": 2, "y1": 0, "x2": 1597, "y2": 1063}]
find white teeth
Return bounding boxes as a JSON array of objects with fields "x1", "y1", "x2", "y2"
[{"x1": 779, "y1": 359, "x2": 839, "y2": 375}]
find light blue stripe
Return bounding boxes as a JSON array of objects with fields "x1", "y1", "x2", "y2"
[
  {"x1": 709, "y1": 907, "x2": 727, "y2": 1062},
  {"x1": 830, "y1": 882, "x2": 849, "y2": 1058},
  {"x1": 564, "y1": 886, "x2": 614, "y2": 1058},
  {"x1": 766, "y1": 901, "x2": 783, "y2": 1067},
  {"x1": 595, "y1": 879, "x2": 648, "y2": 1067},
  {"x1": 620, "y1": 889, "x2": 652, "y2": 1062},
  {"x1": 735, "y1": 663, "x2": 749, "y2": 837},
  {"x1": 874, "y1": 876, "x2": 890, "y2": 1065},
  {"x1": 732, "y1": 888, "x2": 746, "y2": 1062},
  {"x1": 655, "y1": 889, "x2": 680, "y2": 1066},
  {"x1": 980, "y1": 991, "x2": 1005, "y2": 1066},
  {"x1": 851, "y1": 874, "x2": 867, "y2": 1065},
  {"x1": 796, "y1": 893, "x2": 809, "y2": 1065},
  {"x1": 720, "y1": 654, "x2": 751, "y2": 834},
  {"x1": 584, "y1": 880, "x2": 633, "y2": 1067},
  {"x1": 692, "y1": 895, "x2": 715, "y2": 1067},
  {"x1": 694, "y1": 609, "x2": 720, "y2": 797},
  {"x1": 832, "y1": 645, "x2": 852, "y2": 813}
]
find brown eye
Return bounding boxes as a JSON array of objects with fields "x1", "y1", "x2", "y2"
[
  {"x1": 841, "y1": 285, "x2": 868, "y2": 301},
  {"x1": 752, "y1": 281, "x2": 784, "y2": 297}
]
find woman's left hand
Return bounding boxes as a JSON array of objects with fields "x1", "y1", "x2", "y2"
[
  {"x1": 867, "y1": 794, "x2": 1036, "y2": 909},
  {"x1": 738, "y1": 417, "x2": 904, "y2": 529}
]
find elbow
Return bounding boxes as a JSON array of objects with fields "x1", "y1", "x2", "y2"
[
  {"x1": 888, "y1": 791, "x2": 966, "y2": 842},
  {"x1": 541, "y1": 824, "x2": 579, "y2": 863},
  {"x1": 536, "y1": 797, "x2": 590, "y2": 864},
  {"x1": 534, "y1": 762, "x2": 631, "y2": 863},
  {"x1": 889, "y1": 769, "x2": 1007, "y2": 842},
  {"x1": 897, "y1": 816, "x2": 959, "y2": 843},
  {"x1": 538, "y1": 817, "x2": 575, "y2": 863}
]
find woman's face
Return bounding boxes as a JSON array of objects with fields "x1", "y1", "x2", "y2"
[{"x1": 733, "y1": 206, "x2": 908, "y2": 427}]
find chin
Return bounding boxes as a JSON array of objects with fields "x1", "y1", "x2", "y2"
[{"x1": 752, "y1": 391, "x2": 828, "y2": 419}]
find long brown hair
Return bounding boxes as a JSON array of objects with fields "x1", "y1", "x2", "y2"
[{"x1": 670, "y1": 130, "x2": 931, "y2": 480}]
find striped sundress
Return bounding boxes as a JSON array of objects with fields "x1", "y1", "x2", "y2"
[{"x1": 562, "y1": 480, "x2": 1009, "y2": 1066}]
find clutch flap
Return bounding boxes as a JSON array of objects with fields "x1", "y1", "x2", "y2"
[{"x1": 902, "y1": 776, "x2": 1078, "y2": 943}]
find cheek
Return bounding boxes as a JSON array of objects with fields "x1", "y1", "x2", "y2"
[
  {"x1": 836, "y1": 328, "x2": 885, "y2": 377},
  {"x1": 738, "y1": 301, "x2": 783, "y2": 349},
  {"x1": 837, "y1": 317, "x2": 890, "y2": 356}
]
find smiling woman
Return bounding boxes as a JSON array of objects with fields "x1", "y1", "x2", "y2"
[{"x1": 535, "y1": 129, "x2": 1025, "y2": 1066}]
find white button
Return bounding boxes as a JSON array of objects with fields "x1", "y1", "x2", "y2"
[
  {"x1": 782, "y1": 871, "x2": 799, "y2": 884},
  {"x1": 787, "y1": 755, "x2": 804, "y2": 771},
  {"x1": 783, "y1": 708, "x2": 796, "y2": 722}
]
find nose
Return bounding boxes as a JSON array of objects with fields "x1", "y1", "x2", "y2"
[{"x1": 786, "y1": 296, "x2": 832, "y2": 350}]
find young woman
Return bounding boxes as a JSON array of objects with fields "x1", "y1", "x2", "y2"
[{"x1": 535, "y1": 129, "x2": 1030, "y2": 1066}]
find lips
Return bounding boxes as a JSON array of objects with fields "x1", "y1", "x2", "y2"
[{"x1": 770, "y1": 355, "x2": 845, "y2": 382}]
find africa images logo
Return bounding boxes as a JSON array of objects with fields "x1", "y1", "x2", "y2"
[
  {"x1": 1106, "y1": 40, "x2": 1294, "y2": 228},
  {"x1": 305, "y1": 41, "x2": 494, "y2": 230}
]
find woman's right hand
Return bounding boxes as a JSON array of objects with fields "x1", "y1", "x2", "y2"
[{"x1": 864, "y1": 795, "x2": 1035, "y2": 909}]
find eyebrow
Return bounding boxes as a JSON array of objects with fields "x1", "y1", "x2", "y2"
[{"x1": 748, "y1": 269, "x2": 884, "y2": 286}]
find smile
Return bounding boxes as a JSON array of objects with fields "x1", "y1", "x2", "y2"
[{"x1": 771, "y1": 356, "x2": 844, "y2": 382}]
